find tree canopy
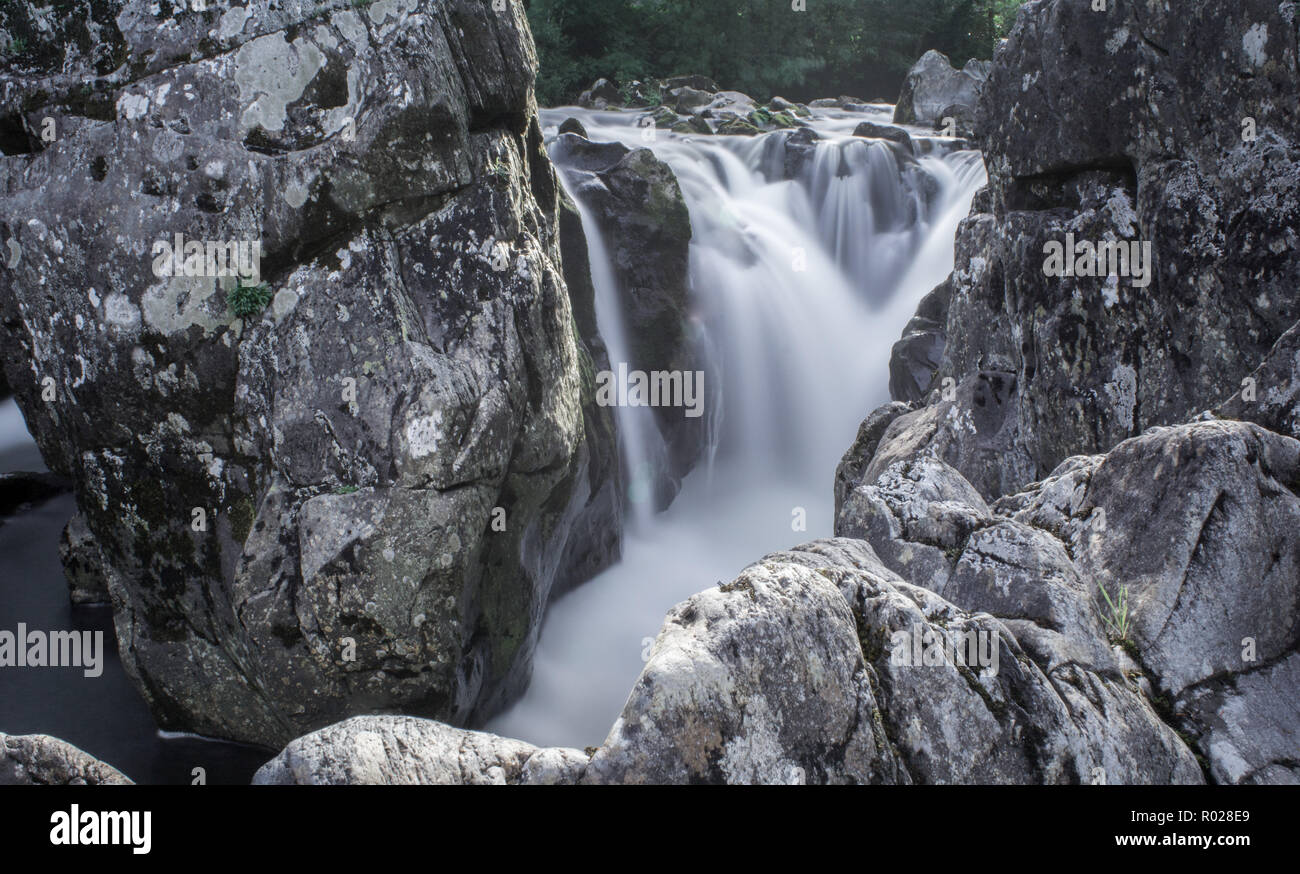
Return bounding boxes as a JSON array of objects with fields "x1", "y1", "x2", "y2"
[{"x1": 526, "y1": 0, "x2": 1027, "y2": 106}]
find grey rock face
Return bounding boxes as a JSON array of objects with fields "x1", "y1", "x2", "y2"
[
  {"x1": 0, "y1": 0, "x2": 618, "y2": 747},
  {"x1": 893, "y1": 51, "x2": 989, "y2": 128},
  {"x1": 253, "y1": 714, "x2": 588, "y2": 785},
  {"x1": 998, "y1": 421, "x2": 1300, "y2": 785},
  {"x1": 0, "y1": 733, "x2": 132, "y2": 785},
  {"x1": 840, "y1": 417, "x2": 1300, "y2": 784},
  {"x1": 879, "y1": 0, "x2": 1300, "y2": 501},
  {"x1": 887, "y1": 279, "x2": 948, "y2": 403}
]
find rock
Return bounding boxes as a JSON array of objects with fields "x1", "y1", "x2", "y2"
[
  {"x1": 778, "y1": 127, "x2": 822, "y2": 180},
  {"x1": 0, "y1": 733, "x2": 132, "y2": 785},
  {"x1": 748, "y1": 107, "x2": 798, "y2": 131},
  {"x1": 852, "y1": 121, "x2": 912, "y2": 147},
  {"x1": 768, "y1": 96, "x2": 800, "y2": 114},
  {"x1": 893, "y1": 51, "x2": 989, "y2": 127},
  {"x1": 1217, "y1": 319, "x2": 1300, "y2": 441},
  {"x1": 701, "y1": 91, "x2": 756, "y2": 121},
  {"x1": 671, "y1": 116, "x2": 712, "y2": 136},
  {"x1": 553, "y1": 190, "x2": 623, "y2": 596},
  {"x1": 887, "y1": 279, "x2": 948, "y2": 402},
  {"x1": 934, "y1": 102, "x2": 977, "y2": 137},
  {"x1": 0, "y1": 0, "x2": 619, "y2": 747},
  {"x1": 881, "y1": 0, "x2": 1300, "y2": 498},
  {"x1": 645, "y1": 105, "x2": 680, "y2": 129},
  {"x1": 557, "y1": 117, "x2": 588, "y2": 138},
  {"x1": 662, "y1": 75, "x2": 718, "y2": 93},
  {"x1": 715, "y1": 117, "x2": 761, "y2": 137},
  {"x1": 833, "y1": 401, "x2": 911, "y2": 521},
  {"x1": 253, "y1": 715, "x2": 588, "y2": 785},
  {"x1": 670, "y1": 86, "x2": 713, "y2": 114},
  {"x1": 60, "y1": 511, "x2": 112, "y2": 605},
  {"x1": 859, "y1": 370, "x2": 1034, "y2": 502},
  {"x1": 843, "y1": 414, "x2": 1300, "y2": 784},
  {"x1": 578, "y1": 77, "x2": 622, "y2": 109},
  {"x1": 270, "y1": 537, "x2": 1202, "y2": 784},
  {"x1": 998, "y1": 421, "x2": 1300, "y2": 784},
  {"x1": 583, "y1": 547, "x2": 909, "y2": 784},
  {"x1": 549, "y1": 135, "x2": 706, "y2": 509}
]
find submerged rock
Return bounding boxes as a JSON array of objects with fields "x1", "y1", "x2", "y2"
[{"x1": 0, "y1": 0, "x2": 619, "y2": 747}]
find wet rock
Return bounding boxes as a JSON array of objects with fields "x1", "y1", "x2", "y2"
[
  {"x1": 558, "y1": 117, "x2": 588, "y2": 138},
  {"x1": 60, "y1": 511, "x2": 112, "y2": 605},
  {"x1": 853, "y1": 121, "x2": 911, "y2": 147},
  {"x1": 715, "y1": 116, "x2": 761, "y2": 137},
  {"x1": 887, "y1": 279, "x2": 948, "y2": 403},
  {"x1": 549, "y1": 135, "x2": 705, "y2": 509},
  {"x1": 0, "y1": 732, "x2": 132, "y2": 785},
  {"x1": 670, "y1": 86, "x2": 713, "y2": 114}
]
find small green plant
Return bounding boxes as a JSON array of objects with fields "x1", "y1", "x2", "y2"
[
  {"x1": 229, "y1": 281, "x2": 273, "y2": 319},
  {"x1": 1098, "y1": 582, "x2": 1132, "y2": 644},
  {"x1": 5, "y1": 36, "x2": 28, "y2": 56},
  {"x1": 335, "y1": 485, "x2": 359, "y2": 495}
]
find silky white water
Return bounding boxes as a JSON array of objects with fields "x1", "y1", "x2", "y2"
[{"x1": 489, "y1": 105, "x2": 986, "y2": 748}]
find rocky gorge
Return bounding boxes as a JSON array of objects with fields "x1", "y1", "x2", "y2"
[{"x1": 1, "y1": 0, "x2": 1297, "y2": 786}]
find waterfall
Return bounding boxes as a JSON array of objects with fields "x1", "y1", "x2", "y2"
[{"x1": 488, "y1": 104, "x2": 987, "y2": 747}]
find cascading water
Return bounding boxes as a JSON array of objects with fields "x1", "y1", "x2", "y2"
[{"x1": 488, "y1": 105, "x2": 987, "y2": 747}]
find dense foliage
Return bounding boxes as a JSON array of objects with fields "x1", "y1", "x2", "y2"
[{"x1": 526, "y1": 0, "x2": 1025, "y2": 106}]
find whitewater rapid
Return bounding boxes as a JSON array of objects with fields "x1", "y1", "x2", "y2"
[{"x1": 488, "y1": 104, "x2": 987, "y2": 747}]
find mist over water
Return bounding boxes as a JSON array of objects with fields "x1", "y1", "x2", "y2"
[{"x1": 489, "y1": 106, "x2": 987, "y2": 748}]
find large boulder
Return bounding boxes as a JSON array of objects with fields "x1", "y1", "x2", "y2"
[
  {"x1": 0, "y1": 733, "x2": 132, "y2": 785},
  {"x1": 0, "y1": 0, "x2": 619, "y2": 747},
  {"x1": 893, "y1": 50, "x2": 990, "y2": 128}
]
